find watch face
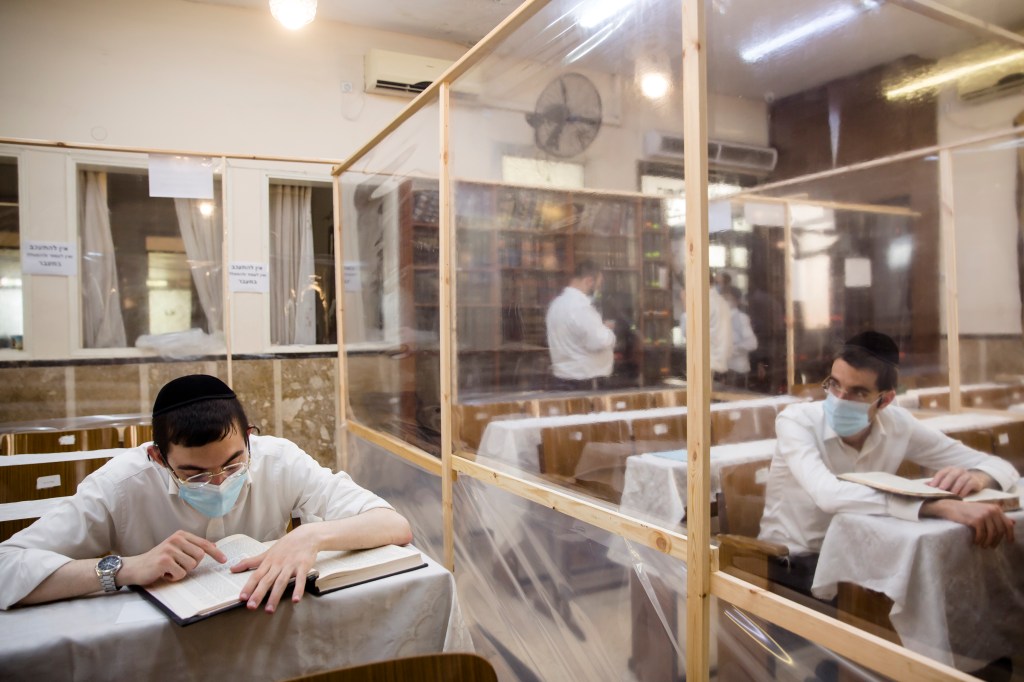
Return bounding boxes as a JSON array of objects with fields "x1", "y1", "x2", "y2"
[{"x1": 98, "y1": 555, "x2": 122, "y2": 573}]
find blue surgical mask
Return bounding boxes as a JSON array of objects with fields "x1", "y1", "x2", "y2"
[
  {"x1": 823, "y1": 392, "x2": 872, "y2": 437},
  {"x1": 177, "y1": 471, "x2": 248, "y2": 518}
]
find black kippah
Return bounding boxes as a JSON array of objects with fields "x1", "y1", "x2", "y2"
[
  {"x1": 153, "y1": 374, "x2": 236, "y2": 417},
  {"x1": 843, "y1": 331, "x2": 899, "y2": 366}
]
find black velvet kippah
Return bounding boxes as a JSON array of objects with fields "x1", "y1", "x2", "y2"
[
  {"x1": 843, "y1": 331, "x2": 899, "y2": 367},
  {"x1": 152, "y1": 374, "x2": 236, "y2": 417}
]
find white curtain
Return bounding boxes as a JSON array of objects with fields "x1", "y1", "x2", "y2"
[
  {"x1": 174, "y1": 198, "x2": 223, "y2": 333},
  {"x1": 269, "y1": 185, "x2": 316, "y2": 345},
  {"x1": 80, "y1": 171, "x2": 127, "y2": 348}
]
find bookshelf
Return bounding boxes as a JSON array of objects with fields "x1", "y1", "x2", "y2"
[{"x1": 401, "y1": 180, "x2": 674, "y2": 399}]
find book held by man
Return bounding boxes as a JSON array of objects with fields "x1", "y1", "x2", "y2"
[
  {"x1": 134, "y1": 534, "x2": 425, "y2": 626},
  {"x1": 838, "y1": 471, "x2": 1021, "y2": 511}
]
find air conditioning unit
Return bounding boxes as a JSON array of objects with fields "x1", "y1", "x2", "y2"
[
  {"x1": 644, "y1": 131, "x2": 778, "y2": 174},
  {"x1": 957, "y1": 68, "x2": 1024, "y2": 104},
  {"x1": 364, "y1": 48, "x2": 481, "y2": 98}
]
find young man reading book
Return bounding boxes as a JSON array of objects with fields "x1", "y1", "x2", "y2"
[
  {"x1": 0, "y1": 374, "x2": 413, "y2": 613},
  {"x1": 758, "y1": 331, "x2": 1019, "y2": 595}
]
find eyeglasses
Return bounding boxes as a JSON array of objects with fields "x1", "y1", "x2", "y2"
[
  {"x1": 169, "y1": 459, "x2": 248, "y2": 489},
  {"x1": 821, "y1": 377, "x2": 883, "y2": 404}
]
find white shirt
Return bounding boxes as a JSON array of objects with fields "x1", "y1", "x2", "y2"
[
  {"x1": 727, "y1": 307, "x2": 758, "y2": 373},
  {"x1": 0, "y1": 435, "x2": 393, "y2": 609},
  {"x1": 758, "y1": 402, "x2": 1019, "y2": 555},
  {"x1": 546, "y1": 286, "x2": 616, "y2": 380},
  {"x1": 679, "y1": 288, "x2": 732, "y2": 373}
]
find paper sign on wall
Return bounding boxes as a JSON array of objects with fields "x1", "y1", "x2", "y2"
[
  {"x1": 148, "y1": 154, "x2": 214, "y2": 199},
  {"x1": 844, "y1": 257, "x2": 872, "y2": 288},
  {"x1": 22, "y1": 241, "x2": 77, "y2": 276},
  {"x1": 344, "y1": 261, "x2": 362, "y2": 292},
  {"x1": 229, "y1": 262, "x2": 269, "y2": 293},
  {"x1": 709, "y1": 200, "x2": 733, "y2": 233},
  {"x1": 743, "y1": 202, "x2": 786, "y2": 227}
]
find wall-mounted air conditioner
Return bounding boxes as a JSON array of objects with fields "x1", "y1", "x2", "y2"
[
  {"x1": 643, "y1": 131, "x2": 778, "y2": 174},
  {"x1": 957, "y1": 69, "x2": 1024, "y2": 104},
  {"x1": 364, "y1": 48, "x2": 480, "y2": 98}
]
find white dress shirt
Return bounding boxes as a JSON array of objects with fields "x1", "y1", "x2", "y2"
[
  {"x1": 546, "y1": 286, "x2": 616, "y2": 380},
  {"x1": 727, "y1": 307, "x2": 758, "y2": 373},
  {"x1": 758, "y1": 402, "x2": 1019, "y2": 555},
  {"x1": 679, "y1": 288, "x2": 733, "y2": 373},
  {"x1": 0, "y1": 434, "x2": 393, "y2": 609}
]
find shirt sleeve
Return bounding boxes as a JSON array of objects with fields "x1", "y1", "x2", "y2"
[
  {"x1": 775, "y1": 411, "x2": 900, "y2": 518},
  {"x1": 279, "y1": 440, "x2": 394, "y2": 522},
  {"x1": 0, "y1": 474, "x2": 120, "y2": 610},
  {"x1": 902, "y1": 419, "x2": 1020, "y2": 491}
]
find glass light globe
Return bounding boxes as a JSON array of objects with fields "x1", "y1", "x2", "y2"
[{"x1": 269, "y1": 0, "x2": 317, "y2": 30}]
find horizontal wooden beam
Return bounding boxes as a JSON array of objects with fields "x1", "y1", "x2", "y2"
[
  {"x1": 347, "y1": 421, "x2": 442, "y2": 476},
  {"x1": 711, "y1": 571, "x2": 974, "y2": 681}
]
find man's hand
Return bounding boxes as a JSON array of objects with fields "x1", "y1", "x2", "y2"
[
  {"x1": 120, "y1": 530, "x2": 227, "y2": 587},
  {"x1": 926, "y1": 467, "x2": 994, "y2": 497},
  {"x1": 231, "y1": 525, "x2": 321, "y2": 613},
  {"x1": 921, "y1": 499, "x2": 1016, "y2": 548}
]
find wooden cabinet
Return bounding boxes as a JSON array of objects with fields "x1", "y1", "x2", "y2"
[{"x1": 400, "y1": 179, "x2": 675, "y2": 400}]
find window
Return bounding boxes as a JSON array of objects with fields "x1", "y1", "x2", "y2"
[
  {"x1": 268, "y1": 181, "x2": 336, "y2": 345},
  {"x1": 0, "y1": 157, "x2": 20, "y2": 349},
  {"x1": 78, "y1": 167, "x2": 222, "y2": 349}
]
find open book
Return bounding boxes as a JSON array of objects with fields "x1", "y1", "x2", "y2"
[
  {"x1": 135, "y1": 534, "x2": 425, "y2": 626},
  {"x1": 838, "y1": 471, "x2": 1021, "y2": 511}
]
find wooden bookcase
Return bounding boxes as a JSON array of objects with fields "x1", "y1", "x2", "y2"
[{"x1": 400, "y1": 179, "x2": 674, "y2": 401}]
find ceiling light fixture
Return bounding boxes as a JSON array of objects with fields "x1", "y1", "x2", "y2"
[
  {"x1": 740, "y1": 3, "x2": 867, "y2": 63},
  {"x1": 884, "y1": 50, "x2": 1024, "y2": 99},
  {"x1": 640, "y1": 72, "x2": 670, "y2": 99},
  {"x1": 270, "y1": 0, "x2": 317, "y2": 30}
]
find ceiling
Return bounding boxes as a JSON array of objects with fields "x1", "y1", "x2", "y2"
[{"x1": 192, "y1": 0, "x2": 1024, "y2": 100}]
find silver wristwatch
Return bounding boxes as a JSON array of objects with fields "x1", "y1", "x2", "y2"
[{"x1": 96, "y1": 555, "x2": 123, "y2": 593}]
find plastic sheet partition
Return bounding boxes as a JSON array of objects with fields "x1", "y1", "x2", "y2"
[
  {"x1": 951, "y1": 135, "x2": 1024, "y2": 411},
  {"x1": 453, "y1": 474, "x2": 687, "y2": 682},
  {"x1": 339, "y1": 102, "x2": 442, "y2": 456}
]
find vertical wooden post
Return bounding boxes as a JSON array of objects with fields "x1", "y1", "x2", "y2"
[
  {"x1": 439, "y1": 82, "x2": 456, "y2": 571},
  {"x1": 784, "y1": 203, "x2": 795, "y2": 388},
  {"x1": 683, "y1": 1, "x2": 710, "y2": 681},
  {"x1": 221, "y1": 158, "x2": 233, "y2": 386},
  {"x1": 332, "y1": 176, "x2": 350, "y2": 471},
  {"x1": 939, "y1": 149, "x2": 962, "y2": 411}
]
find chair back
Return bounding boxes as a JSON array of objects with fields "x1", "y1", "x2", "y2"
[
  {"x1": 789, "y1": 383, "x2": 825, "y2": 401},
  {"x1": 944, "y1": 427, "x2": 995, "y2": 454},
  {"x1": 717, "y1": 459, "x2": 772, "y2": 537},
  {"x1": 280, "y1": 653, "x2": 498, "y2": 682},
  {"x1": 124, "y1": 423, "x2": 154, "y2": 448},
  {"x1": 539, "y1": 420, "x2": 629, "y2": 479},
  {"x1": 0, "y1": 453, "x2": 116, "y2": 504},
  {"x1": 653, "y1": 388, "x2": 687, "y2": 408},
  {"x1": 532, "y1": 396, "x2": 594, "y2": 418},
  {"x1": 454, "y1": 402, "x2": 527, "y2": 451},
  {"x1": 6, "y1": 427, "x2": 121, "y2": 455},
  {"x1": 711, "y1": 406, "x2": 777, "y2": 445},
  {"x1": 631, "y1": 415, "x2": 685, "y2": 453},
  {"x1": 988, "y1": 420, "x2": 1024, "y2": 474},
  {"x1": 598, "y1": 392, "x2": 656, "y2": 412}
]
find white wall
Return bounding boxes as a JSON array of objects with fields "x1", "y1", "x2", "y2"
[
  {"x1": 0, "y1": 0, "x2": 466, "y2": 160},
  {"x1": 937, "y1": 87, "x2": 1024, "y2": 336}
]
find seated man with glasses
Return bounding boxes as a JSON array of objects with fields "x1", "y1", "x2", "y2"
[
  {"x1": 758, "y1": 331, "x2": 1018, "y2": 596},
  {"x1": 0, "y1": 374, "x2": 412, "y2": 612}
]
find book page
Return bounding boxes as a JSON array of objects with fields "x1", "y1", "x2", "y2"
[
  {"x1": 312, "y1": 545, "x2": 422, "y2": 591},
  {"x1": 837, "y1": 471, "x2": 956, "y2": 498},
  {"x1": 144, "y1": 534, "x2": 268, "y2": 620}
]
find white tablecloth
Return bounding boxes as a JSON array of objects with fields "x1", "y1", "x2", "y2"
[
  {"x1": 812, "y1": 510, "x2": 1024, "y2": 670},
  {"x1": 917, "y1": 412, "x2": 1018, "y2": 432},
  {"x1": 0, "y1": 554, "x2": 472, "y2": 681},
  {"x1": 476, "y1": 396, "x2": 799, "y2": 474},
  {"x1": 618, "y1": 439, "x2": 777, "y2": 524}
]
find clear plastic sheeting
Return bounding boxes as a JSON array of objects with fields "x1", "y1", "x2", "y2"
[
  {"x1": 340, "y1": 102, "x2": 442, "y2": 454},
  {"x1": 453, "y1": 475, "x2": 687, "y2": 682},
  {"x1": 344, "y1": 433, "x2": 444, "y2": 563},
  {"x1": 712, "y1": 596, "x2": 893, "y2": 682}
]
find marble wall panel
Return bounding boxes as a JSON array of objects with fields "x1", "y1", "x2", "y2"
[
  {"x1": 231, "y1": 359, "x2": 276, "y2": 437},
  {"x1": 280, "y1": 356, "x2": 338, "y2": 468},
  {"x1": 74, "y1": 363, "x2": 144, "y2": 416},
  {"x1": 0, "y1": 366, "x2": 68, "y2": 423}
]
